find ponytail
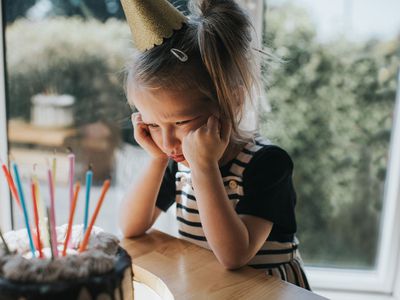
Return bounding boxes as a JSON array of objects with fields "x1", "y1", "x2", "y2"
[{"x1": 189, "y1": 0, "x2": 257, "y2": 140}]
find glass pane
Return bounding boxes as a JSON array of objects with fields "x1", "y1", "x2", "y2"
[
  {"x1": 3, "y1": 0, "x2": 156, "y2": 234},
  {"x1": 262, "y1": 0, "x2": 400, "y2": 269}
]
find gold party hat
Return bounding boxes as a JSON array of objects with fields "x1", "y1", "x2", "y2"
[{"x1": 121, "y1": 0, "x2": 187, "y2": 52}]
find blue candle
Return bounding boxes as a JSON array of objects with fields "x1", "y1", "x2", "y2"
[
  {"x1": 83, "y1": 165, "x2": 93, "y2": 233},
  {"x1": 12, "y1": 162, "x2": 36, "y2": 257}
]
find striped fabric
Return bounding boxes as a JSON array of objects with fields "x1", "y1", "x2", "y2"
[{"x1": 174, "y1": 137, "x2": 311, "y2": 290}]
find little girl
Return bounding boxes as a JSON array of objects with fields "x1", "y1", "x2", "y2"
[{"x1": 119, "y1": 0, "x2": 310, "y2": 290}]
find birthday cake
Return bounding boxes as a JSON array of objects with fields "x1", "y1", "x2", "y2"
[{"x1": 0, "y1": 225, "x2": 134, "y2": 300}]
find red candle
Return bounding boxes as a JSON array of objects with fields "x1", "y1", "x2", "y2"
[
  {"x1": 79, "y1": 179, "x2": 110, "y2": 252},
  {"x1": 62, "y1": 182, "x2": 80, "y2": 256}
]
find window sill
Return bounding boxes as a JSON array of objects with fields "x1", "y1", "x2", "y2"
[{"x1": 315, "y1": 289, "x2": 396, "y2": 300}]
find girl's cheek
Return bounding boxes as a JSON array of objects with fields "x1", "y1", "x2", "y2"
[
  {"x1": 149, "y1": 130, "x2": 162, "y2": 144},
  {"x1": 180, "y1": 126, "x2": 197, "y2": 138}
]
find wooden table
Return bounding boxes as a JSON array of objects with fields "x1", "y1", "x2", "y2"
[{"x1": 122, "y1": 230, "x2": 327, "y2": 300}]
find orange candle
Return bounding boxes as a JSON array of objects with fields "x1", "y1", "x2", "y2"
[
  {"x1": 1, "y1": 161, "x2": 21, "y2": 210},
  {"x1": 79, "y1": 179, "x2": 110, "y2": 252},
  {"x1": 31, "y1": 179, "x2": 43, "y2": 258},
  {"x1": 62, "y1": 182, "x2": 80, "y2": 256}
]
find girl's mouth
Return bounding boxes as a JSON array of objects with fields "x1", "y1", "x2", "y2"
[{"x1": 169, "y1": 154, "x2": 185, "y2": 162}]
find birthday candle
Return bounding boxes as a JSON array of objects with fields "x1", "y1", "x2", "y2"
[
  {"x1": 1, "y1": 158, "x2": 21, "y2": 210},
  {"x1": 62, "y1": 182, "x2": 80, "y2": 256},
  {"x1": 12, "y1": 162, "x2": 36, "y2": 257},
  {"x1": 47, "y1": 167, "x2": 58, "y2": 257},
  {"x1": 45, "y1": 206, "x2": 54, "y2": 260},
  {"x1": 52, "y1": 154, "x2": 57, "y2": 212},
  {"x1": 32, "y1": 168, "x2": 49, "y2": 248},
  {"x1": 79, "y1": 179, "x2": 111, "y2": 252},
  {"x1": 52, "y1": 152, "x2": 57, "y2": 183},
  {"x1": 68, "y1": 152, "x2": 75, "y2": 210},
  {"x1": 83, "y1": 165, "x2": 93, "y2": 233},
  {"x1": 31, "y1": 179, "x2": 43, "y2": 258}
]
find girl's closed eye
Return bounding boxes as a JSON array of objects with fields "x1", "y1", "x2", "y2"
[
  {"x1": 176, "y1": 116, "x2": 201, "y2": 126},
  {"x1": 147, "y1": 121, "x2": 190, "y2": 128},
  {"x1": 176, "y1": 120, "x2": 191, "y2": 126}
]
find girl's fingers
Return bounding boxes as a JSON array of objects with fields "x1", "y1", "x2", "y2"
[
  {"x1": 131, "y1": 112, "x2": 143, "y2": 124},
  {"x1": 132, "y1": 113, "x2": 150, "y2": 138},
  {"x1": 207, "y1": 114, "x2": 230, "y2": 141},
  {"x1": 207, "y1": 115, "x2": 219, "y2": 133}
]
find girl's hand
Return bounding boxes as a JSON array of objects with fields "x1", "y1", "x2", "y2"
[
  {"x1": 182, "y1": 115, "x2": 231, "y2": 168},
  {"x1": 131, "y1": 113, "x2": 168, "y2": 161}
]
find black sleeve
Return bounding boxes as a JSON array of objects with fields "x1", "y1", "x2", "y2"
[
  {"x1": 235, "y1": 146, "x2": 297, "y2": 234},
  {"x1": 155, "y1": 160, "x2": 177, "y2": 212}
]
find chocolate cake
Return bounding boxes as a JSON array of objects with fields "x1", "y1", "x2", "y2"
[{"x1": 0, "y1": 225, "x2": 134, "y2": 300}]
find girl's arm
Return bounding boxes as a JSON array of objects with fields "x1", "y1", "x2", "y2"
[
  {"x1": 183, "y1": 116, "x2": 273, "y2": 269},
  {"x1": 119, "y1": 113, "x2": 169, "y2": 237},
  {"x1": 191, "y1": 163, "x2": 273, "y2": 270},
  {"x1": 119, "y1": 158, "x2": 168, "y2": 237}
]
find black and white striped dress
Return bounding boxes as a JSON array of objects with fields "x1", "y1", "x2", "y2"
[{"x1": 156, "y1": 137, "x2": 311, "y2": 290}]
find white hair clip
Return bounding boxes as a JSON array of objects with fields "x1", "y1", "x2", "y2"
[{"x1": 170, "y1": 48, "x2": 188, "y2": 62}]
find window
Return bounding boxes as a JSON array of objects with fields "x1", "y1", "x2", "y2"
[
  {"x1": 1, "y1": 0, "x2": 141, "y2": 234},
  {"x1": 262, "y1": 0, "x2": 400, "y2": 296}
]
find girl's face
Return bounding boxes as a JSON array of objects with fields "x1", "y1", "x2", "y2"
[{"x1": 130, "y1": 87, "x2": 218, "y2": 164}]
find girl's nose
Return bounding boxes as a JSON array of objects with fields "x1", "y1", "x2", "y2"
[{"x1": 162, "y1": 129, "x2": 180, "y2": 154}]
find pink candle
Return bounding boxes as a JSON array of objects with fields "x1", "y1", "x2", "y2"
[{"x1": 47, "y1": 167, "x2": 58, "y2": 257}]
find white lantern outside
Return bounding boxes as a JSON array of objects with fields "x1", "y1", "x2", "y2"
[{"x1": 30, "y1": 94, "x2": 75, "y2": 128}]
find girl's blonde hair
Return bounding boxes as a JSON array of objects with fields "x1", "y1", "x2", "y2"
[{"x1": 126, "y1": 0, "x2": 261, "y2": 143}]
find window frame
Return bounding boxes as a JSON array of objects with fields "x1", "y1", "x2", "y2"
[
  {"x1": 308, "y1": 72, "x2": 400, "y2": 298},
  {"x1": 261, "y1": 0, "x2": 400, "y2": 297},
  {"x1": 0, "y1": 1, "x2": 12, "y2": 232}
]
